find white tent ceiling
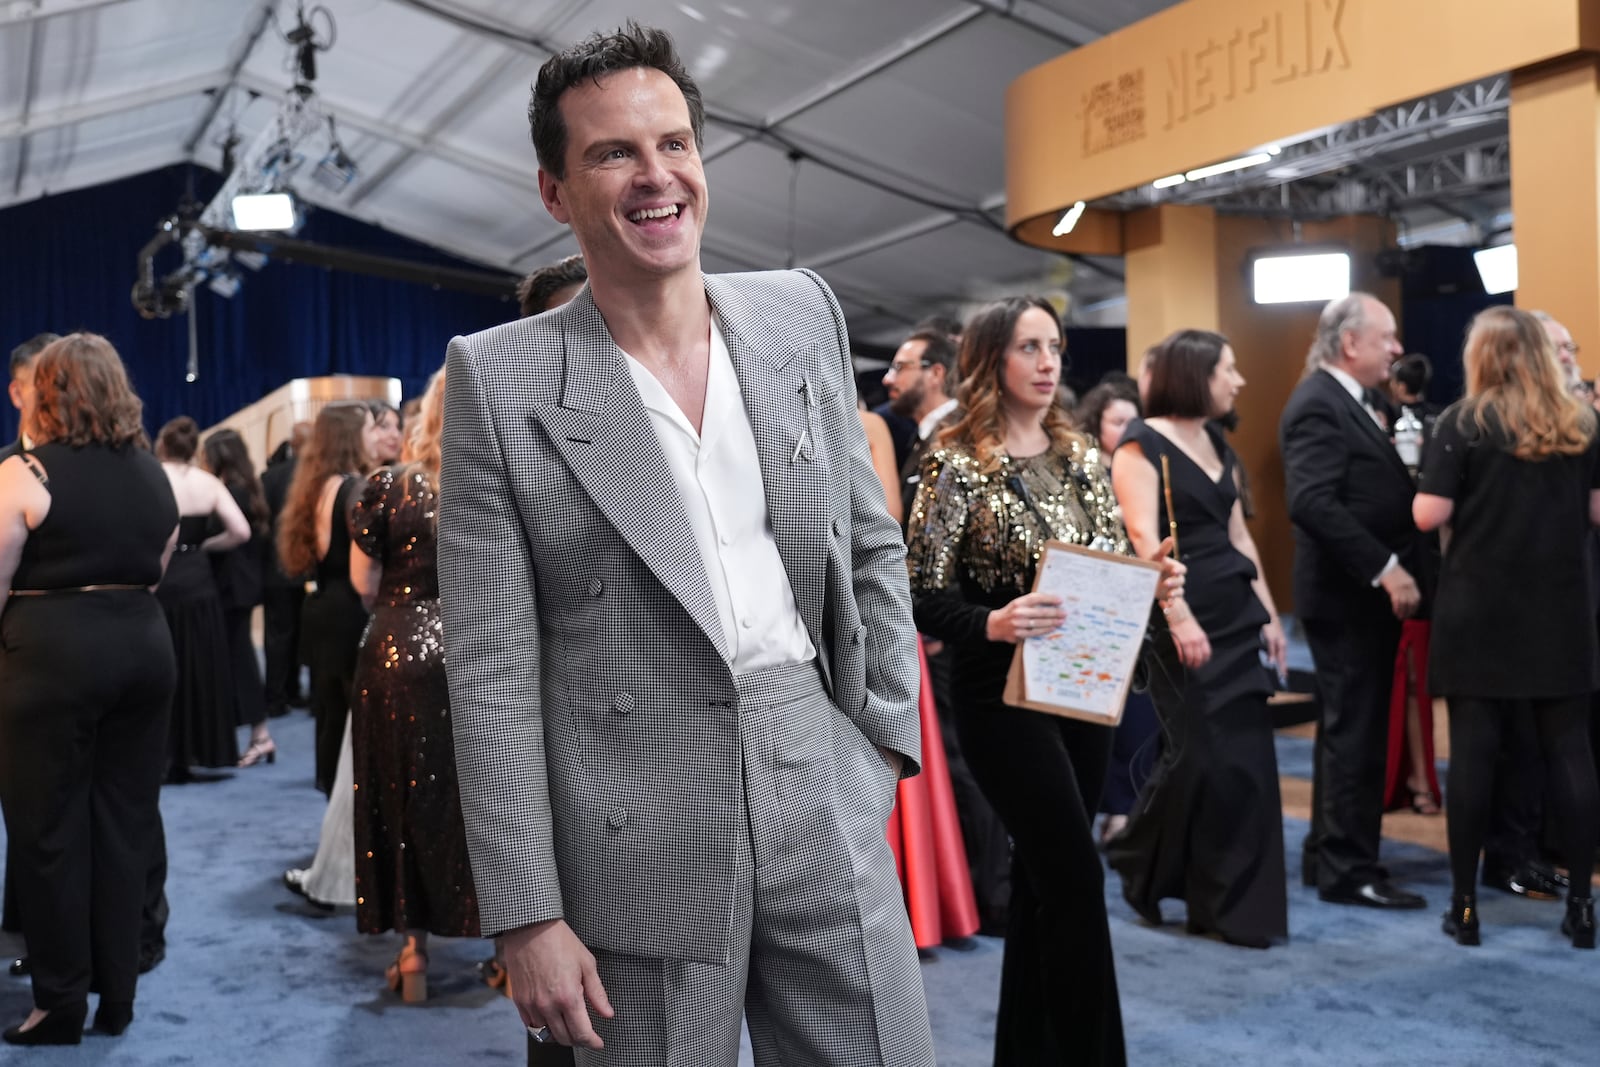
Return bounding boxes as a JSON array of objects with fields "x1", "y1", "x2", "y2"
[
  {"x1": 1, "y1": 0, "x2": 1182, "y2": 345},
  {"x1": 0, "y1": 1, "x2": 1512, "y2": 347}
]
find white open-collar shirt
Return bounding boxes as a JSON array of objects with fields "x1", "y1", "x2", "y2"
[{"x1": 622, "y1": 313, "x2": 816, "y2": 675}]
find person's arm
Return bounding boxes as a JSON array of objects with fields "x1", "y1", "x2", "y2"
[
  {"x1": 202, "y1": 474, "x2": 250, "y2": 552},
  {"x1": 1227, "y1": 489, "x2": 1287, "y2": 678},
  {"x1": 1112, "y1": 440, "x2": 1209, "y2": 667},
  {"x1": 1283, "y1": 399, "x2": 1418, "y2": 618},
  {"x1": 802, "y1": 268, "x2": 920, "y2": 778},
  {"x1": 857, "y1": 409, "x2": 904, "y2": 526}
]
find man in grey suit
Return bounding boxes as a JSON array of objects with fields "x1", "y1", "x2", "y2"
[{"x1": 437, "y1": 23, "x2": 932, "y2": 1067}]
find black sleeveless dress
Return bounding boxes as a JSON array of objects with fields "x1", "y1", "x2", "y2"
[
  {"x1": 157, "y1": 513, "x2": 238, "y2": 774},
  {"x1": 301, "y1": 475, "x2": 369, "y2": 795},
  {"x1": 1107, "y1": 419, "x2": 1287, "y2": 948}
]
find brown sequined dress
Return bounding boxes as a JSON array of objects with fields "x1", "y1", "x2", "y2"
[{"x1": 349, "y1": 466, "x2": 480, "y2": 937}]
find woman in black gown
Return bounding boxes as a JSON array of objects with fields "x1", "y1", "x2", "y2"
[
  {"x1": 1413, "y1": 306, "x2": 1600, "y2": 948},
  {"x1": 907, "y1": 297, "x2": 1180, "y2": 1066},
  {"x1": 277, "y1": 404, "x2": 374, "y2": 797},
  {"x1": 155, "y1": 417, "x2": 250, "y2": 780},
  {"x1": 200, "y1": 429, "x2": 273, "y2": 766},
  {"x1": 1106, "y1": 329, "x2": 1289, "y2": 949},
  {"x1": 348, "y1": 371, "x2": 480, "y2": 1001},
  {"x1": 0, "y1": 334, "x2": 178, "y2": 1044}
]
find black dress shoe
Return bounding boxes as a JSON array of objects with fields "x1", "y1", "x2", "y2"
[
  {"x1": 3, "y1": 1003, "x2": 86, "y2": 1046},
  {"x1": 1483, "y1": 860, "x2": 1568, "y2": 900},
  {"x1": 1319, "y1": 880, "x2": 1427, "y2": 910},
  {"x1": 8, "y1": 957, "x2": 28, "y2": 977}
]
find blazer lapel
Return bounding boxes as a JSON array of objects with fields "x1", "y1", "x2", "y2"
[
  {"x1": 526, "y1": 295, "x2": 729, "y2": 661},
  {"x1": 1319, "y1": 370, "x2": 1411, "y2": 480},
  {"x1": 704, "y1": 275, "x2": 829, "y2": 656}
]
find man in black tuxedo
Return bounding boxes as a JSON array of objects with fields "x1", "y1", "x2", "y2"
[{"x1": 1280, "y1": 292, "x2": 1427, "y2": 910}]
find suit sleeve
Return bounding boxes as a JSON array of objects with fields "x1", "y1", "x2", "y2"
[
  {"x1": 798, "y1": 268, "x2": 922, "y2": 777},
  {"x1": 1282, "y1": 397, "x2": 1395, "y2": 585},
  {"x1": 437, "y1": 335, "x2": 563, "y2": 936}
]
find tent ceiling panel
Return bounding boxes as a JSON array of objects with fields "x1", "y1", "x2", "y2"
[
  {"x1": 779, "y1": 14, "x2": 1065, "y2": 205},
  {"x1": 702, "y1": 138, "x2": 948, "y2": 267}
]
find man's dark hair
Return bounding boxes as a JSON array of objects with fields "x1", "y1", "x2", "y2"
[
  {"x1": 529, "y1": 22, "x2": 705, "y2": 180},
  {"x1": 1392, "y1": 352, "x2": 1432, "y2": 397},
  {"x1": 905, "y1": 328, "x2": 958, "y2": 379},
  {"x1": 10, "y1": 332, "x2": 59, "y2": 379},
  {"x1": 1145, "y1": 329, "x2": 1229, "y2": 419},
  {"x1": 517, "y1": 255, "x2": 589, "y2": 317},
  {"x1": 912, "y1": 314, "x2": 963, "y2": 340}
]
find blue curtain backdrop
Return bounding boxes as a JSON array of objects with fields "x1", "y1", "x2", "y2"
[{"x1": 0, "y1": 164, "x2": 520, "y2": 443}]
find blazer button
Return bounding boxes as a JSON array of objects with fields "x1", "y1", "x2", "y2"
[
  {"x1": 832, "y1": 518, "x2": 842, "y2": 537},
  {"x1": 612, "y1": 692, "x2": 634, "y2": 716},
  {"x1": 607, "y1": 808, "x2": 629, "y2": 830},
  {"x1": 588, "y1": 578, "x2": 604, "y2": 597}
]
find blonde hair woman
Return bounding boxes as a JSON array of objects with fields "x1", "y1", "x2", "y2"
[{"x1": 1413, "y1": 305, "x2": 1600, "y2": 949}]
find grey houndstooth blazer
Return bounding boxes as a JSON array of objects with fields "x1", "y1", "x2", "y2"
[{"x1": 437, "y1": 268, "x2": 920, "y2": 965}]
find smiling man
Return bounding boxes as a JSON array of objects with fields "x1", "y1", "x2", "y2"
[{"x1": 436, "y1": 23, "x2": 932, "y2": 1067}]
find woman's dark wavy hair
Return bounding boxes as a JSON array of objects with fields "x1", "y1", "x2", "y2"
[
  {"x1": 30, "y1": 333, "x2": 149, "y2": 450},
  {"x1": 529, "y1": 21, "x2": 704, "y2": 179},
  {"x1": 1074, "y1": 380, "x2": 1142, "y2": 443},
  {"x1": 204, "y1": 428, "x2": 269, "y2": 537}
]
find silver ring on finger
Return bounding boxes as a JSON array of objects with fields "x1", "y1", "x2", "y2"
[{"x1": 528, "y1": 1026, "x2": 552, "y2": 1043}]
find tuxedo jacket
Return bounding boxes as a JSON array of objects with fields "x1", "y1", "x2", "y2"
[
  {"x1": 1279, "y1": 367, "x2": 1419, "y2": 623},
  {"x1": 436, "y1": 269, "x2": 920, "y2": 964}
]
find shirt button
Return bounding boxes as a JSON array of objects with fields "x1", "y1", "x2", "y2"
[
  {"x1": 741, "y1": 618, "x2": 753, "y2": 629},
  {"x1": 719, "y1": 533, "x2": 731, "y2": 546}
]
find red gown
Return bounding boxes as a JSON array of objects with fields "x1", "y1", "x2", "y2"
[
  {"x1": 885, "y1": 637, "x2": 981, "y2": 948},
  {"x1": 1384, "y1": 619, "x2": 1441, "y2": 810}
]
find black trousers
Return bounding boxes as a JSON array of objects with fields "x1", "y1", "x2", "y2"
[
  {"x1": 0, "y1": 593, "x2": 175, "y2": 1011},
  {"x1": 1445, "y1": 697, "x2": 1597, "y2": 901},
  {"x1": 1302, "y1": 613, "x2": 1402, "y2": 892},
  {"x1": 957, "y1": 696, "x2": 1124, "y2": 1066},
  {"x1": 1482, "y1": 713, "x2": 1546, "y2": 873},
  {"x1": 261, "y1": 581, "x2": 305, "y2": 714}
]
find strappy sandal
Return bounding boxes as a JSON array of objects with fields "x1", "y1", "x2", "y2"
[
  {"x1": 238, "y1": 738, "x2": 277, "y2": 767},
  {"x1": 385, "y1": 945, "x2": 428, "y2": 1004}
]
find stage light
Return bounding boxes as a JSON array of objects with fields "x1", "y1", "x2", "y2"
[
  {"x1": 1473, "y1": 243, "x2": 1518, "y2": 295},
  {"x1": 1052, "y1": 201, "x2": 1087, "y2": 237},
  {"x1": 1252, "y1": 251, "x2": 1351, "y2": 305},
  {"x1": 1152, "y1": 173, "x2": 1186, "y2": 189},
  {"x1": 231, "y1": 192, "x2": 296, "y2": 231}
]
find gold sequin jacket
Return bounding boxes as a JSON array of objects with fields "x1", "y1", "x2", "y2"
[{"x1": 905, "y1": 439, "x2": 1130, "y2": 644}]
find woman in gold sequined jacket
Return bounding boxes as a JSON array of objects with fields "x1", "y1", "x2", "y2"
[{"x1": 906, "y1": 297, "x2": 1176, "y2": 1067}]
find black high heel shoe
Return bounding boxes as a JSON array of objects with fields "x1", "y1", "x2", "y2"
[
  {"x1": 1442, "y1": 895, "x2": 1480, "y2": 946},
  {"x1": 93, "y1": 1000, "x2": 133, "y2": 1035},
  {"x1": 1562, "y1": 897, "x2": 1595, "y2": 949},
  {"x1": 3, "y1": 1002, "x2": 87, "y2": 1046}
]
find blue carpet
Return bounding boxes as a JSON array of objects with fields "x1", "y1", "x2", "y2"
[{"x1": 1, "y1": 714, "x2": 1593, "y2": 1065}]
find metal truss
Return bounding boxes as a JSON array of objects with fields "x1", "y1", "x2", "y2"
[{"x1": 1104, "y1": 75, "x2": 1511, "y2": 214}]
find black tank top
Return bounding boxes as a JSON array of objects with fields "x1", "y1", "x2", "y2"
[{"x1": 11, "y1": 442, "x2": 178, "y2": 590}]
